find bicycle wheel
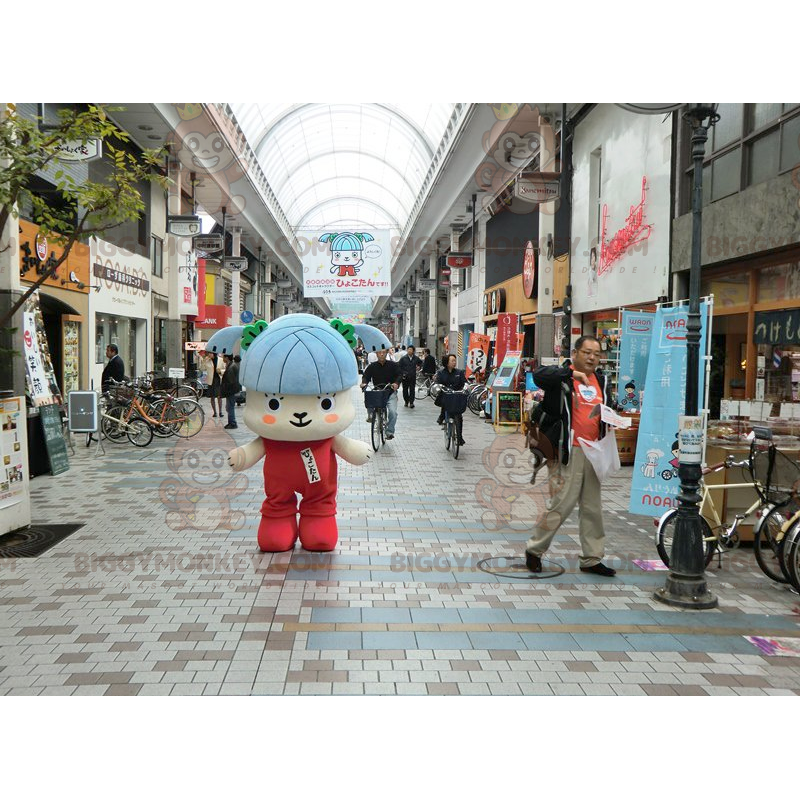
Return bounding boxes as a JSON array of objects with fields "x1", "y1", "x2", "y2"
[
  {"x1": 170, "y1": 399, "x2": 205, "y2": 438},
  {"x1": 784, "y1": 517, "x2": 800, "y2": 591},
  {"x1": 379, "y1": 409, "x2": 386, "y2": 446},
  {"x1": 371, "y1": 410, "x2": 381, "y2": 451},
  {"x1": 753, "y1": 502, "x2": 798, "y2": 584},
  {"x1": 415, "y1": 378, "x2": 430, "y2": 401},
  {"x1": 101, "y1": 405, "x2": 128, "y2": 442},
  {"x1": 655, "y1": 507, "x2": 716, "y2": 567},
  {"x1": 126, "y1": 416, "x2": 153, "y2": 447},
  {"x1": 452, "y1": 415, "x2": 462, "y2": 460},
  {"x1": 174, "y1": 384, "x2": 199, "y2": 400},
  {"x1": 147, "y1": 399, "x2": 179, "y2": 437},
  {"x1": 445, "y1": 415, "x2": 452, "y2": 450}
]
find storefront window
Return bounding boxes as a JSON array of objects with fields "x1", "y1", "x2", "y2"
[
  {"x1": 758, "y1": 263, "x2": 800, "y2": 303},
  {"x1": 95, "y1": 314, "x2": 135, "y2": 377},
  {"x1": 758, "y1": 344, "x2": 800, "y2": 402},
  {"x1": 62, "y1": 321, "x2": 81, "y2": 395},
  {"x1": 153, "y1": 318, "x2": 167, "y2": 373},
  {"x1": 701, "y1": 271, "x2": 749, "y2": 307}
]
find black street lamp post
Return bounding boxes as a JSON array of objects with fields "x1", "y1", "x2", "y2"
[{"x1": 654, "y1": 104, "x2": 720, "y2": 609}]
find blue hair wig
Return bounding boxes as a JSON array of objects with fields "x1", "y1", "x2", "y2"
[
  {"x1": 319, "y1": 231, "x2": 375, "y2": 252},
  {"x1": 239, "y1": 313, "x2": 358, "y2": 395},
  {"x1": 352, "y1": 323, "x2": 392, "y2": 352},
  {"x1": 204, "y1": 326, "x2": 244, "y2": 355}
]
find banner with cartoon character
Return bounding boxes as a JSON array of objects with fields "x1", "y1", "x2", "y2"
[
  {"x1": 296, "y1": 229, "x2": 392, "y2": 298},
  {"x1": 617, "y1": 310, "x2": 655, "y2": 409},
  {"x1": 629, "y1": 301, "x2": 711, "y2": 517}
]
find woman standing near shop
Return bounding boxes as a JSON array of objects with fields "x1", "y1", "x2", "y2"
[{"x1": 201, "y1": 349, "x2": 224, "y2": 418}]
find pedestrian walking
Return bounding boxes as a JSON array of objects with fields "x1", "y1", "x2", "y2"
[
  {"x1": 220, "y1": 353, "x2": 241, "y2": 429},
  {"x1": 398, "y1": 345, "x2": 422, "y2": 408}
]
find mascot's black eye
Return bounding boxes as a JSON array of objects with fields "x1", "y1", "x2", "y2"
[
  {"x1": 268, "y1": 397, "x2": 282, "y2": 412},
  {"x1": 319, "y1": 396, "x2": 335, "y2": 413},
  {"x1": 334, "y1": 252, "x2": 340, "y2": 258}
]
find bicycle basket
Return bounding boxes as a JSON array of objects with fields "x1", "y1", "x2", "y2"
[
  {"x1": 364, "y1": 389, "x2": 390, "y2": 410},
  {"x1": 109, "y1": 384, "x2": 134, "y2": 402},
  {"x1": 151, "y1": 376, "x2": 176, "y2": 390},
  {"x1": 440, "y1": 392, "x2": 469, "y2": 415},
  {"x1": 750, "y1": 441, "x2": 800, "y2": 505}
]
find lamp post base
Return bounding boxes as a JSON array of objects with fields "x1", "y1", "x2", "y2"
[{"x1": 653, "y1": 574, "x2": 718, "y2": 610}]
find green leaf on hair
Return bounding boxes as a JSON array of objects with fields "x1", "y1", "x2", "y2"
[
  {"x1": 329, "y1": 318, "x2": 357, "y2": 350},
  {"x1": 241, "y1": 320, "x2": 269, "y2": 351}
]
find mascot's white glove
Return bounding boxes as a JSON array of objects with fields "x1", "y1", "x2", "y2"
[
  {"x1": 228, "y1": 447, "x2": 247, "y2": 472},
  {"x1": 333, "y1": 435, "x2": 372, "y2": 466}
]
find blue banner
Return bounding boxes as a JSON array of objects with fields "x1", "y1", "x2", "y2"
[
  {"x1": 629, "y1": 302, "x2": 710, "y2": 517},
  {"x1": 617, "y1": 310, "x2": 655, "y2": 408}
]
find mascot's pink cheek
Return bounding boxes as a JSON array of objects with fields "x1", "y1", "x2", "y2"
[
  {"x1": 261, "y1": 414, "x2": 277, "y2": 424},
  {"x1": 324, "y1": 414, "x2": 339, "y2": 423}
]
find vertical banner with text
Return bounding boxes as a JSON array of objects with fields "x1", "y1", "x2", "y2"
[
  {"x1": 465, "y1": 332, "x2": 490, "y2": 379},
  {"x1": 629, "y1": 302, "x2": 710, "y2": 517},
  {"x1": 495, "y1": 313, "x2": 519, "y2": 371},
  {"x1": 617, "y1": 310, "x2": 655, "y2": 408}
]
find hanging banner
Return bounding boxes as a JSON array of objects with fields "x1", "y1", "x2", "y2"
[
  {"x1": 494, "y1": 313, "x2": 519, "y2": 370},
  {"x1": 629, "y1": 302, "x2": 711, "y2": 517},
  {"x1": 465, "y1": 332, "x2": 490, "y2": 379},
  {"x1": 617, "y1": 310, "x2": 655, "y2": 409},
  {"x1": 177, "y1": 244, "x2": 199, "y2": 317},
  {"x1": 296, "y1": 229, "x2": 392, "y2": 299}
]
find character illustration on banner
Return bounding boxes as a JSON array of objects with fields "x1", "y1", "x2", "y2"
[
  {"x1": 663, "y1": 437, "x2": 681, "y2": 480},
  {"x1": 227, "y1": 315, "x2": 386, "y2": 552},
  {"x1": 318, "y1": 232, "x2": 375, "y2": 278},
  {"x1": 641, "y1": 448, "x2": 664, "y2": 479},
  {"x1": 621, "y1": 379, "x2": 638, "y2": 407}
]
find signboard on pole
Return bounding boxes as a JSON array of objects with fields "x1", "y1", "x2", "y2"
[
  {"x1": 168, "y1": 216, "x2": 202, "y2": 237},
  {"x1": 494, "y1": 312, "x2": 519, "y2": 369},
  {"x1": 193, "y1": 234, "x2": 223, "y2": 254},
  {"x1": 465, "y1": 332, "x2": 490, "y2": 379},
  {"x1": 224, "y1": 257, "x2": 248, "y2": 272}
]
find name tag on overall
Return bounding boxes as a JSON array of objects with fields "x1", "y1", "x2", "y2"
[{"x1": 300, "y1": 448, "x2": 321, "y2": 483}]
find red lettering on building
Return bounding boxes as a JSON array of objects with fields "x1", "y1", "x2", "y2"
[{"x1": 599, "y1": 177, "x2": 653, "y2": 275}]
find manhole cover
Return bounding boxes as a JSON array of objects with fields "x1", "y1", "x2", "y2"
[
  {"x1": 477, "y1": 556, "x2": 565, "y2": 580},
  {"x1": 0, "y1": 524, "x2": 84, "y2": 558}
]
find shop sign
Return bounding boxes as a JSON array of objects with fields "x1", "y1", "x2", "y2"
[
  {"x1": 93, "y1": 261, "x2": 150, "y2": 293},
  {"x1": 23, "y1": 312, "x2": 52, "y2": 404},
  {"x1": 483, "y1": 288, "x2": 506, "y2": 316},
  {"x1": 494, "y1": 313, "x2": 519, "y2": 369},
  {"x1": 418, "y1": 278, "x2": 437, "y2": 290},
  {"x1": 54, "y1": 138, "x2": 102, "y2": 162},
  {"x1": 19, "y1": 220, "x2": 90, "y2": 292},
  {"x1": 445, "y1": 252, "x2": 473, "y2": 269},
  {"x1": 262, "y1": 282, "x2": 277, "y2": 293},
  {"x1": 35, "y1": 233, "x2": 48, "y2": 261},
  {"x1": 178, "y1": 249, "x2": 198, "y2": 317},
  {"x1": 193, "y1": 234, "x2": 223, "y2": 253},
  {"x1": 599, "y1": 177, "x2": 653, "y2": 275},
  {"x1": 167, "y1": 215, "x2": 202, "y2": 237},
  {"x1": 224, "y1": 257, "x2": 248, "y2": 272},
  {"x1": 522, "y1": 240, "x2": 536, "y2": 298},
  {"x1": 276, "y1": 293, "x2": 294, "y2": 303},
  {"x1": 407, "y1": 291, "x2": 423, "y2": 300},
  {"x1": 753, "y1": 309, "x2": 800, "y2": 345},
  {"x1": 465, "y1": 332, "x2": 490, "y2": 379},
  {"x1": 184, "y1": 341, "x2": 207, "y2": 351},
  {"x1": 194, "y1": 304, "x2": 232, "y2": 329},
  {"x1": 168, "y1": 368, "x2": 186, "y2": 379},
  {"x1": 514, "y1": 172, "x2": 560, "y2": 204}
]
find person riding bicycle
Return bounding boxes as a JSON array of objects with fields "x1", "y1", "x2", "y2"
[
  {"x1": 434, "y1": 354, "x2": 467, "y2": 445},
  {"x1": 360, "y1": 349, "x2": 401, "y2": 440}
]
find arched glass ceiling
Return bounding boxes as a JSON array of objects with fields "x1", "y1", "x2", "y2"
[{"x1": 229, "y1": 103, "x2": 457, "y2": 239}]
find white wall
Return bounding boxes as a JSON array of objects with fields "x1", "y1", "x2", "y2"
[{"x1": 572, "y1": 105, "x2": 672, "y2": 313}]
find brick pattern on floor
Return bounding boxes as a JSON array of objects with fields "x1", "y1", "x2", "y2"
[{"x1": 2, "y1": 402, "x2": 799, "y2": 696}]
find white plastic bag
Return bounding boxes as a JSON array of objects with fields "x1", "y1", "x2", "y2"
[{"x1": 578, "y1": 429, "x2": 620, "y2": 483}]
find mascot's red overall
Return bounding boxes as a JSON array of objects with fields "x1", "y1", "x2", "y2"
[{"x1": 227, "y1": 315, "x2": 377, "y2": 552}]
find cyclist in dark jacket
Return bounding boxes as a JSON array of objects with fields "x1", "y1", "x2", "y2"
[
  {"x1": 421, "y1": 349, "x2": 437, "y2": 377},
  {"x1": 434, "y1": 354, "x2": 467, "y2": 427}
]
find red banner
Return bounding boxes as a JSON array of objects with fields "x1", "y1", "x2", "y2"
[
  {"x1": 195, "y1": 304, "x2": 232, "y2": 329},
  {"x1": 495, "y1": 313, "x2": 519, "y2": 369},
  {"x1": 465, "y1": 332, "x2": 490, "y2": 379},
  {"x1": 194, "y1": 260, "x2": 207, "y2": 322}
]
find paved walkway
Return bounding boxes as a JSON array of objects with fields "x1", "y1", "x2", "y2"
[{"x1": 3, "y1": 394, "x2": 800, "y2": 696}]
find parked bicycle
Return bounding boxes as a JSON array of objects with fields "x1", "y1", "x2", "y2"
[
  {"x1": 415, "y1": 373, "x2": 434, "y2": 401},
  {"x1": 655, "y1": 429, "x2": 800, "y2": 585},
  {"x1": 436, "y1": 385, "x2": 470, "y2": 459},
  {"x1": 363, "y1": 384, "x2": 393, "y2": 452},
  {"x1": 102, "y1": 379, "x2": 205, "y2": 445}
]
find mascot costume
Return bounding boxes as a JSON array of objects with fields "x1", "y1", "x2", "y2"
[{"x1": 226, "y1": 314, "x2": 390, "y2": 553}]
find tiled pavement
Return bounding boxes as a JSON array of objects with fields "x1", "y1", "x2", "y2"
[{"x1": 3, "y1": 395, "x2": 800, "y2": 696}]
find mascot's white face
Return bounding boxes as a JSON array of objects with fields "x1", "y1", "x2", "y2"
[{"x1": 244, "y1": 387, "x2": 357, "y2": 442}]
